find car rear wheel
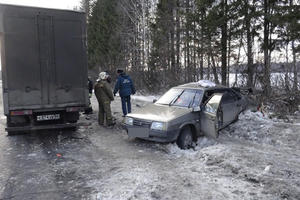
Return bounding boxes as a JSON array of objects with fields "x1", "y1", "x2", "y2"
[{"x1": 177, "y1": 127, "x2": 193, "y2": 149}]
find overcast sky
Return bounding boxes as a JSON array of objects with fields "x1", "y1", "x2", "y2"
[{"x1": 0, "y1": 0, "x2": 81, "y2": 10}]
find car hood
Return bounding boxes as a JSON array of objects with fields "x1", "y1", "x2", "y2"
[{"x1": 127, "y1": 104, "x2": 191, "y2": 122}]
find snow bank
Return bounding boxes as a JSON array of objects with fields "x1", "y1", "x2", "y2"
[
  {"x1": 165, "y1": 137, "x2": 217, "y2": 158},
  {"x1": 222, "y1": 110, "x2": 275, "y2": 144},
  {"x1": 165, "y1": 110, "x2": 276, "y2": 157}
]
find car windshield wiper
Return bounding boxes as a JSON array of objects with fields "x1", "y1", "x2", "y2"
[{"x1": 169, "y1": 91, "x2": 184, "y2": 106}]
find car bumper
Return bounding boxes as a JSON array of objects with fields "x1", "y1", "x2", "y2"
[{"x1": 125, "y1": 125, "x2": 179, "y2": 143}]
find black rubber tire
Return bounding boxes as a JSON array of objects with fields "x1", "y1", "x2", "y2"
[
  {"x1": 7, "y1": 131, "x2": 26, "y2": 136},
  {"x1": 64, "y1": 126, "x2": 78, "y2": 132},
  {"x1": 65, "y1": 112, "x2": 79, "y2": 123},
  {"x1": 6, "y1": 120, "x2": 23, "y2": 136},
  {"x1": 7, "y1": 131, "x2": 16, "y2": 136},
  {"x1": 176, "y1": 127, "x2": 193, "y2": 150},
  {"x1": 69, "y1": 126, "x2": 78, "y2": 132}
]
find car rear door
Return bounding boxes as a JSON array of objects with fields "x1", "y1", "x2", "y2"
[
  {"x1": 200, "y1": 93, "x2": 223, "y2": 139},
  {"x1": 2, "y1": 10, "x2": 43, "y2": 108}
]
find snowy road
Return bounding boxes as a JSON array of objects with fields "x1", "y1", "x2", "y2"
[{"x1": 0, "y1": 88, "x2": 300, "y2": 200}]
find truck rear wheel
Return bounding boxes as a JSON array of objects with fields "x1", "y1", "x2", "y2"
[
  {"x1": 67, "y1": 126, "x2": 78, "y2": 132},
  {"x1": 6, "y1": 116, "x2": 29, "y2": 136},
  {"x1": 7, "y1": 131, "x2": 23, "y2": 136},
  {"x1": 7, "y1": 116, "x2": 29, "y2": 127},
  {"x1": 65, "y1": 112, "x2": 79, "y2": 123}
]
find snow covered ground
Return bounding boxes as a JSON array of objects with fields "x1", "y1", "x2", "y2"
[
  {"x1": 80, "y1": 94, "x2": 300, "y2": 200},
  {"x1": 0, "y1": 92, "x2": 299, "y2": 200}
]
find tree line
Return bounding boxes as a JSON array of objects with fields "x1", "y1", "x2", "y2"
[{"x1": 79, "y1": 0, "x2": 299, "y2": 96}]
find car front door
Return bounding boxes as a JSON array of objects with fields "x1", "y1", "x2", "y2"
[{"x1": 200, "y1": 93, "x2": 224, "y2": 139}]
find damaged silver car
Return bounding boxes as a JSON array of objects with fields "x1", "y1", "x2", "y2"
[{"x1": 124, "y1": 81, "x2": 248, "y2": 149}]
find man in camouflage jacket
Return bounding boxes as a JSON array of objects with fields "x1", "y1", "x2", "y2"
[{"x1": 94, "y1": 72, "x2": 115, "y2": 126}]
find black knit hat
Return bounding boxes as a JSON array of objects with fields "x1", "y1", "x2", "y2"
[{"x1": 117, "y1": 69, "x2": 124, "y2": 74}]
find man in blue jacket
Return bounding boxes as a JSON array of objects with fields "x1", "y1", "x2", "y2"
[{"x1": 113, "y1": 69, "x2": 136, "y2": 116}]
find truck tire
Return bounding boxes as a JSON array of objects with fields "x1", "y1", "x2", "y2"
[
  {"x1": 7, "y1": 131, "x2": 15, "y2": 136},
  {"x1": 7, "y1": 116, "x2": 28, "y2": 127},
  {"x1": 176, "y1": 127, "x2": 193, "y2": 150},
  {"x1": 7, "y1": 131, "x2": 25, "y2": 136},
  {"x1": 67, "y1": 126, "x2": 78, "y2": 132},
  {"x1": 6, "y1": 117, "x2": 27, "y2": 136},
  {"x1": 65, "y1": 112, "x2": 79, "y2": 123}
]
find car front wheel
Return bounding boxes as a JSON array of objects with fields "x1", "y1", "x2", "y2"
[{"x1": 177, "y1": 127, "x2": 193, "y2": 149}]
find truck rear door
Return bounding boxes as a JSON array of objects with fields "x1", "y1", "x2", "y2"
[
  {"x1": 52, "y1": 17, "x2": 86, "y2": 105},
  {"x1": 38, "y1": 15, "x2": 86, "y2": 106},
  {"x1": 37, "y1": 15, "x2": 55, "y2": 105},
  {"x1": 3, "y1": 13, "x2": 43, "y2": 108},
  {"x1": 1, "y1": 5, "x2": 88, "y2": 113}
]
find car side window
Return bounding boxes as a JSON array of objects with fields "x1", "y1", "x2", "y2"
[
  {"x1": 191, "y1": 91, "x2": 202, "y2": 107},
  {"x1": 222, "y1": 92, "x2": 233, "y2": 104},
  {"x1": 231, "y1": 90, "x2": 242, "y2": 100},
  {"x1": 222, "y1": 90, "x2": 241, "y2": 104},
  {"x1": 204, "y1": 94, "x2": 222, "y2": 114},
  {"x1": 202, "y1": 91, "x2": 213, "y2": 104}
]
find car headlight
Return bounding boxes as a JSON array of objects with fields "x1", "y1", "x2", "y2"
[
  {"x1": 151, "y1": 122, "x2": 166, "y2": 131},
  {"x1": 125, "y1": 117, "x2": 133, "y2": 126}
]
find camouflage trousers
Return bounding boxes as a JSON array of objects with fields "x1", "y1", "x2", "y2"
[{"x1": 98, "y1": 101, "x2": 113, "y2": 126}]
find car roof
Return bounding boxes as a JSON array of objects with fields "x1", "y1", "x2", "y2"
[{"x1": 174, "y1": 81, "x2": 227, "y2": 91}]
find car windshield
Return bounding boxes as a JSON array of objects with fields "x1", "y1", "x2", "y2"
[
  {"x1": 156, "y1": 88, "x2": 203, "y2": 108},
  {"x1": 156, "y1": 88, "x2": 184, "y2": 105}
]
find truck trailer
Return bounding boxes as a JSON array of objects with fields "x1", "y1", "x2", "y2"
[{"x1": 0, "y1": 4, "x2": 89, "y2": 134}]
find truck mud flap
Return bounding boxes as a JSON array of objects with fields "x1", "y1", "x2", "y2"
[{"x1": 5, "y1": 122, "x2": 86, "y2": 132}]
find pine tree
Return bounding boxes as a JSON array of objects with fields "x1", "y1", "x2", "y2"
[
  {"x1": 272, "y1": 0, "x2": 299, "y2": 91},
  {"x1": 88, "y1": 0, "x2": 122, "y2": 73},
  {"x1": 148, "y1": 0, "x2": 176, "y2": 91}
]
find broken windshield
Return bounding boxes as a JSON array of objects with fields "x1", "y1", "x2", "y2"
[
  {"x1": 156, "y1": 88, "x2": 203, "y2": 108},
  {"x1": 156, "y1": 88, "x2": 184, "y2": 105}
]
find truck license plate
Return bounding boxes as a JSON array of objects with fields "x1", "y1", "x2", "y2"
[{"x1": 37, "y1": 114, "x2": 60, "y2": 121}]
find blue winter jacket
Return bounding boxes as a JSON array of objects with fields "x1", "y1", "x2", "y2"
[{"x1": 114, "y1": 73, "x2": 136, "y2": 97}]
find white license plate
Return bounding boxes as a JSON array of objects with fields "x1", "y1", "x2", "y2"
[
  {"x1": 37, "y1": 114, "x2": 60, "y2": 121},
  {"x1": 128, "y1": 127, "x2": 149, "y2": 138}
]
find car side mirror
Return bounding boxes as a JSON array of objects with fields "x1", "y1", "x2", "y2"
[
  {"x1": 153, "y1": 99, "x2": 157, "y2": 103},
  {"x1": 192, "y1": 106, "x2": 201, "y2": 112}
]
